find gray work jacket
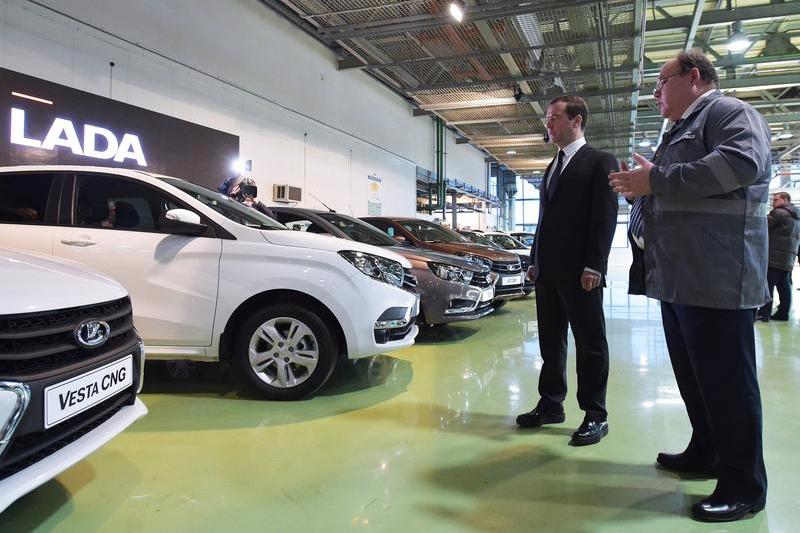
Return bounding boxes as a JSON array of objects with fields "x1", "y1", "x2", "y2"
[{"x1": 644, "y1": 91, "x2": 771, "y2": 309}]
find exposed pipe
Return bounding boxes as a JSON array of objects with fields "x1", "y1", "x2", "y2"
[{"x1": 430, "y1": 117, "x2": 446, "y2": 214}]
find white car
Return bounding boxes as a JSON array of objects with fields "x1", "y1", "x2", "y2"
[
  {"x1": 0, "y1": 166, "x2": 419, "y2": 400},
  {"x1": 0, "y1": 247, "x2": 147, "y2": 513}
]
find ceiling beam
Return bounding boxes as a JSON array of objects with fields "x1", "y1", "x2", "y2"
[
  {"x1": 646, "y1": 2, "x2": 800, "y2": 33},
  {"x1": 446, "y1": 106, "x2": 636, "y2": 126},
  {"x1": 420, "y1": 85, "x2": 639, "y2": 111},
  {"x1": 406, "y1": 64, "x2": 639, "y2": 93},
  {"x1": 639, "y1": 73, "x2": 800, "y2": 100},
  {"x1": 316, "y1": 0, "x2": 602, "y2": 41},
  {"x1": 338, "y1": 33, "x2": 638, "y2": 70}
]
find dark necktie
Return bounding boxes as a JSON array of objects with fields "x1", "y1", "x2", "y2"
[
  {"x1": 629, "y1": 196, "x2": 645, "y2": 242},
  {"x1": 546, "y1": 150, "x2": 565, "y2": 200}
]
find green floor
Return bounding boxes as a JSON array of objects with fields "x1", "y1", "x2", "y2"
[{"x1": 2, "y1": 281, "x2": 797, "y2": 532}]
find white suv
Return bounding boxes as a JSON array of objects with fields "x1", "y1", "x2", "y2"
[
  {"x1": 0, "y1": 166, "x2": 419, "y2": 400},
  {"x1": 0, "y1": 247, "x2": 147, "y2": 512}
]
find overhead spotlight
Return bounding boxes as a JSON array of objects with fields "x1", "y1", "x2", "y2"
[
  {"x1": 638, "y1": 135, "x2": 652, "y2": 147},
  {"x1": 506, "y1": 150, "x2": 517, "y2": 155},
  {"x1": 513, "y1": 84, "x2": 524, "y2": 103},
  {"x1": 726, "y1": 21, "x2": 751, "y2": 53},
  {"x1": 449, "y1": 0, "x2": 465, "y2": 23},
  {"x1": 778, "y1": 124, "x2": 794, "y2": 140}
]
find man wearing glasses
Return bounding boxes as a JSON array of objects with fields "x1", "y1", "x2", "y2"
[{"x1": 609, "y1": 50, "x2": 771, "y2": 522}]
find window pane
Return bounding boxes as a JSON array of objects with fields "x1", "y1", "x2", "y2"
[{"x1": 0, "y1": 173, "x2": 53, "y2": 224}]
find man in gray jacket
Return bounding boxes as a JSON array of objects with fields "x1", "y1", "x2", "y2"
[
  {"x1": 757, "y1": 192, "x2": 800, "y2": 321},
  {"x1": 609, "y1": 50, "x2": 770, "y2": 522}
]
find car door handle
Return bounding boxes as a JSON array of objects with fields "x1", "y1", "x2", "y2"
[{"x1": 60, "y1": 239, "x2": 98, "y2": 247}]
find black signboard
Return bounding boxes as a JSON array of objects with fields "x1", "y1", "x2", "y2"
[{"x1": 0, "y1": 67, "x2": 239, "y2": 189}]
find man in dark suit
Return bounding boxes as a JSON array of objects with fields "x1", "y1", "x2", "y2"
[{"x1": 516, "y1": 95, "x2": 619, "y2": 446}]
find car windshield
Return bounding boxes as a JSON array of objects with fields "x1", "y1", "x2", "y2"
[
  {"x1": 513, "y1": 234, "x2": 535, "y2": 247},
  {"x1": 488, "y1": 234, "x2": 525, "y2": 249},
  {"x1": 400, "y1": 220, "x2": 466, "y2": 243},
  {"x1": 462, "y1": 232, "x2": 497, "y2": 247},
  {"x1": 318, "y1": 213, "x2": 398, "y2": 247},
  {"x1": 158, "y1": 177, "x2": 286, "y2": 230}
]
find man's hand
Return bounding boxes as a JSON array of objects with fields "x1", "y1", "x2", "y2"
[
  {"x1": 581, "y1": 271, "x2": 601, "y2": 291},
  {"x1": 15, "y1": 207, "x2": 38, "y2": 221},
  {"x1": 526, "y1": 265, "x2": 537, "y2": 282},
  {"x1": 609, "y1": 153, "x2": 653, "y2": 198}
]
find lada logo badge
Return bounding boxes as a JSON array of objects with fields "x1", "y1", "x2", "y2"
[
  {"x1": 507, "y1": 265, "x2": 515, "y2": 271},
  {"x1": 75, "y1": 319, "x2": 111, "y2": 348}
]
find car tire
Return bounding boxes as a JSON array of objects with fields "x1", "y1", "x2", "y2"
[{"x1": 233, "y1": 303, "x2": 337, "y2": 400}]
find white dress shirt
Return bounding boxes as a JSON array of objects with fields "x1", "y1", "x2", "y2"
[
  {"x1": 681, "y1": 89, "x2": 716, "y2": 120},
  {"x1": 544, "y1": 136, "x2": 586, "y2": 191}
]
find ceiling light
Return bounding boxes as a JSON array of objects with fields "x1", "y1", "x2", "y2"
[
  {"x1": 449, "y1": 1, "x2": 465, "y2": 23},
  {"x1": 778, "y1": 124, "x2": 794, "y2": 140},
  {"x1": 726, "y1": 21, "x2": 751, "y2": 53},
  {"x1": 638, "y1": 136, "x2": 651, "y2": 147},
  {"x1": 506, "y1": 150, "x2": 517, "y2": 155}
]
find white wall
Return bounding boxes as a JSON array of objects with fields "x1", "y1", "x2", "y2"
[{"x1": 0, "y1": 0, "x2": 487, "y2": 216}]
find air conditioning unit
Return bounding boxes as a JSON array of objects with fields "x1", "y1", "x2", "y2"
[{"x1": 272, "y1": 184, "x2": 302, "y2": 203}]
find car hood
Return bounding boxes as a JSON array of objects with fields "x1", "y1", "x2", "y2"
[
  {"x1": 261, "y1": 230, "x2": 411, "y2": 268},
  {"x1": 0, "y1": 247, "x2": 128, "y2": 315},
  {"x1": 421, "y1": 241, "x2": 520, "y2": 262},
  {"x1": 387, "y1": 246, "x2": 488, "y2": 272}
]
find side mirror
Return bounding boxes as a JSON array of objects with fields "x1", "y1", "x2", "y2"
[{"x1": 160, "y1": 209, "x2": 207, "y2": 236}]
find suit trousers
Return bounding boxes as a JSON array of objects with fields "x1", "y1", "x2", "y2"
[
  {"x1": 535, "y1": 278, "x2": 609, "y2": 418},
  {"x1": 757, "y1": 267, "x2": 792, "y2": 319},
  {"x1": 660, "y1": 301, "x2": 767, "y2": 503}
]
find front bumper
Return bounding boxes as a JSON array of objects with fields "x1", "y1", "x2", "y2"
[
  {"x1": 416, "y1": 270, "x2": 495, "y2": 324},
  {"x1": 493, "y1": 272, "x2": 525, "y2": 300},
  {"x1": 0, "y1": 398, "x2": 147, "y2": 513}
]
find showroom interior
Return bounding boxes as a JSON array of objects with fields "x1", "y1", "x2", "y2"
[{"x1": 0, "y1": 0, "x2": 798, "y2": 530}]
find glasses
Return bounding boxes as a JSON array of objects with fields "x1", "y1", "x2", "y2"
[{"x1": 653, "y1": 71, "x2": 684, "y2": 95}]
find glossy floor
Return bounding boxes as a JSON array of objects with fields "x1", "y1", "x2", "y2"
[{"x1": 2, "y1": 276, "x2": 798, "y2": 532}]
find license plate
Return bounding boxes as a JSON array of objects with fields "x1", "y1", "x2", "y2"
[
  {"x1": 44, "y1": 355, "x2": 133, "y2": 429},
  {"x1": 481, "y1": 286, "x2": 494, "y2": 302},
  {"x1": 502, "y1": 274, "x2": 522, "y2": 286}
]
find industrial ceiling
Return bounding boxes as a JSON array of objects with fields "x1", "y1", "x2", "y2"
[{"x1": 261, "y1": 0, "x2": 800, "y2": 179}]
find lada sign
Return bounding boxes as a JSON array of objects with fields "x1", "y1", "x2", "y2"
[{"x1": 10, "y1": 107, "x2": 147, "y2": 166}]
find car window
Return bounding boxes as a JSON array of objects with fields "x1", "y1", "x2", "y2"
[
  {"x1": 0, "y1": 173, "x2": 53, "y2": 225},
  {"x1": 489, "y1": 234, "x2": 522, "y2": 249},
  {"x1": 400, "y1": 221, "x2": 465, "y2": 243},
  {"x1": 319, "y1": 213, "x2": 397, "y2": 246},
  {"x1": 278, "y1": 216, "x2": 328, "y2": 234},
  {"x1": 158, "y1": 177, "x2": 285, "y2": 230},
  {"x1": 75, "y1": 174, "x2": 183, "y2": 233}
]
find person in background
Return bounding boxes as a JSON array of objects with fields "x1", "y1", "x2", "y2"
[
  {"x1": 609, "y1": 50, "x2": 770, "y2": 522},
  {"x1": 219, "y1": 175, "x2": 276, "y2": 218},
  {"x1": 757, "y1": 192, "x2": 800, "y2": 321}
]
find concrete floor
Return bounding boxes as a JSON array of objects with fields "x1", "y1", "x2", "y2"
[{"x1": 2, "y1": 265, "x2": 798, "y2": 532}]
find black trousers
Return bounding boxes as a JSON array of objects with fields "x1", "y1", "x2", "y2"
[
  {"x1": 534, "y1": 279, "x2": 609, "y2": 418},
  {"x1": 757, "y1": 267, "x2": 792, "y2": 319},
  {"x1": 661, "y1": 302, "x2": 767, "y2": 503}
]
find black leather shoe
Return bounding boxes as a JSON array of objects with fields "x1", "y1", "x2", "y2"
[
  {"x1": 516, "y1": 407, "x2": 565, "y2": 428},
  {"x1": 691, "y1": 496, "x2": 764, "y2": 522},
  {"x1": 770, "y1": 314, "x2": 789, "y2": 321},
  {"x1": 656, "y1": 452, "x2": 716, "y2": 476},
  {"x1": 570, "y1": 419, "x2": 608, "y2": 446},
  {"x1": 755, "y1": 315, "x2": 770, "y2": 323}
]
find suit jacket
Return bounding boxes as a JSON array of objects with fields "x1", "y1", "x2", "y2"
[{"x1": 531, "y1": 143, "x2": 619, "y2": 285}]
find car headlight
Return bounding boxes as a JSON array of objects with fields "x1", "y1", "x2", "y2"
[
  {"x1": 428, "y1": 262, "x2": 474, "y2": 284},
  {"x1": 339, "y1": 251, "x2": 404, "y2": 288},
  {"x1": 457, "y1": 253, "x2": 492, "y2": 269}
]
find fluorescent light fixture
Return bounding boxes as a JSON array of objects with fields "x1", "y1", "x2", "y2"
[
  {"x1": 11, "y1": 91, "x2": 53, "y2": 105},
  {"x1": 506, "y1": 150, "x2": 517, "y2": 155},
  {"x1": 638, "y1": 136, "x2": 651, "y2": 147},
  {"x1": 726, "y1": 21, "x2": 751, "y2": 53},
  {"x1": 778, "y1": 124, "x2": 794, "y2": 140},
  {"x1": 449, "y1": 1, "x2": 465, "y2": 22}
]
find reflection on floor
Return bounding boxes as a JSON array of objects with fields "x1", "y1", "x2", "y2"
[{"x1": 2, "y1": 271, "x2": 797, "y2": 532}]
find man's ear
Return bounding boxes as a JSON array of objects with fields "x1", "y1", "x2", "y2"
[{"x1": 690, "y1": 67, "x2": 701, "y2": 84}]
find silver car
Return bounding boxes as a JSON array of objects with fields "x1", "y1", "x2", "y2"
[{"x1": 271, "y1": 207, "x2": 497, "y2": 326}]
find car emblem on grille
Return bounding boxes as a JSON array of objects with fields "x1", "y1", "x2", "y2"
[
  {"x1": 507, "y1": 265, "x2": 515, "y2": 271},
  {"x1": 75, "y1": 319, "x2": 111, "y2": 348}
]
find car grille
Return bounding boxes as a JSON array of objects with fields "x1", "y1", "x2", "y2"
[
  {"x1": 402, "y1": 268, "x2": 417, "y2": 292},
  {"x1": 470, "y1": 272, "x2": 493, "y2": 288},
  {"x1": 490, "y1": 260, "x2": 522, "y2": 275},
  {"x1": 0, "y1": 297, "x2": 136, "y2": 376}
]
